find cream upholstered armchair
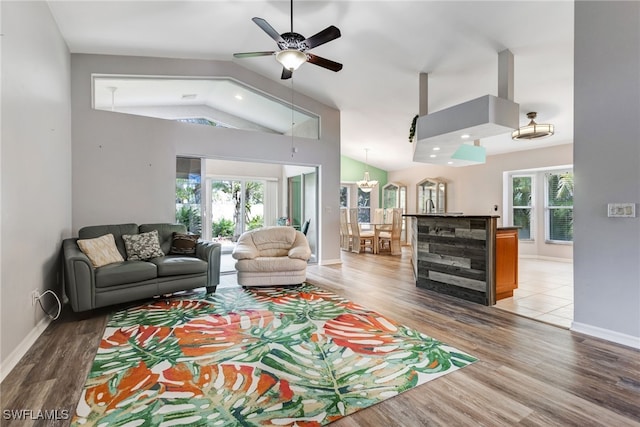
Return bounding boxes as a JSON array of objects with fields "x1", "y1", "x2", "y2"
[{"x1": 232, "y1": 226, "x2": 311, "y2": 286}]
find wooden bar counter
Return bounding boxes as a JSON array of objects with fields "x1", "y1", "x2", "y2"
[{"x1": 405, "y1": 214, "x2": 517, "y2": 306}]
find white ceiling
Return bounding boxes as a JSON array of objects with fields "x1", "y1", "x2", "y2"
[{"x1": 47, "y1": 0, "x2": 574, "y2": 171}]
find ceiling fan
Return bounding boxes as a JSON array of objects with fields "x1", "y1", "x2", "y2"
[{"x1": 233, "y1": 0, "x2": 343, "y2": 80}]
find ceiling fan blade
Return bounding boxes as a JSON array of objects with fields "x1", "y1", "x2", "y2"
[
  {"x1": 252, "y1": 17, "x2": 285, "y2": 44},
  {"x1": 307, "y1": 54, "x2": 343, "y2": 72},
  {"x1": 233, "y1": 51, "x2": 275, "y2": 58},
  {"x1": 281, "y1": 68, "x2": 293, "y2": 80},
  {"x1": 303, "y1": 25, "x2": 341, "y2": 50}
]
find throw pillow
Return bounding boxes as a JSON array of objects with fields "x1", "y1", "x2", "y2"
[
  {"x1": 169, "y1": 232, "x2": 200, "y2": 256},
  {"x1": 77, "y1": 233, "x2": 125, "y2": 268},
  {"x1": 122, "y1": 230, "x2": 165, "y2": 261}
]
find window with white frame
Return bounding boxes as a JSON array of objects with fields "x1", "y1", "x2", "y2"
[
  {"x1": 545, "y1": 171, "x2": 574, "y2": 243},
  {"x1": 511, "y1": 175, "x2": 534, "y2": 240},
  {"x1": 339, "y1": 185, "x2": 349, "y2": 208},
  {"x1": 357, "y1": 188, "x2": 371, "y2": 223}
]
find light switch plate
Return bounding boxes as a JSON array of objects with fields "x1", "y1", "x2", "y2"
[{"x1": 607, "y1": 203, "x2": 636, "y2": 218}]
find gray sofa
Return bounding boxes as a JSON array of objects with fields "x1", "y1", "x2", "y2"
[{"x1": 62, "y1": 223, "x2": 221, "y2": 312}]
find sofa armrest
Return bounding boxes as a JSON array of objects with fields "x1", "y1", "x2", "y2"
[
  {"x1": 196, "y1": 241, "x2": 222, "y2": 286},
  {"x1": 62, "y1": 238, "x2": 96, "y2": 312},
  {"x1": 231, "y1": 234, "x2": 259, "y2": 260},
  {"x1": 288, "y1": 232, "x2": 312, "y2": 260}
]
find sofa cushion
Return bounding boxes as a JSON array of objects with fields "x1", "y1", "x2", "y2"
[
  {"x1": 169, "y1": 233, "x2": 199, "y2": 256},
  {"x1": 95, "y1": 261, "x2": 157, "y2": 288},
  {"x1": 122, "y1": 230, "x2": 165, "y2": 261},
  {"x1": 79, "y1": 223, "x2": 138, "y2": 259},
  {"x1": 235, "y1": 256, "x2": 308, "y2": 273},
  {"x1": 77, "y1": 233, "x2": 125, "y2": 268},
  {"x1": 140, "y1": 223, "x2": 188, "y2": 255},
  {"x1": 151, "y1": 256, "x2": 208, "y2": 277}
]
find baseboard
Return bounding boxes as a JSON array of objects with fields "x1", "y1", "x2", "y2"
[
  {"x1": 537, "y1": 255, "x2": 572, "y2": 263},
  {"x1": 571, "y1": 321, "x2": 640, "y2": 350},
  {"x1": 0, "y1": 316, "x2": 51, "y2": 383},
  {"x1": 319, "y1": 258, "x2": 342, "y2": 266},
  {"x1": 519, "y1": 254, "x2": 573, "y2": 263}
]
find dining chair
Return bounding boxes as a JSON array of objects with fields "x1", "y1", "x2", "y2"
[
  {"x1": 378, "y1": 208, "x2": 402, "y2": 255},
  {"x1": 372, "y1": 208, "x2": 385, "y2": 225},
  {"x1": 301, "y1": 218, "x2": 311, "y2": 236},
  {"x1": 349, "y1": 208, "x2": 375, "y2": 253},
  {"x1": 339, "y1": 208, "x2": 351, "y2": 251}
]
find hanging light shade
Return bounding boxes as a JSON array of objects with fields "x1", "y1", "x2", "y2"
[
  {"x1": 357, "y1": 149, "x2": 378, "y2": 192},
  {"x1": 275, "y1": 49, "x2": 307, "y2": 71},
  {"x1": 512, "y1": 112, "x2": 554, "y2": 140}
]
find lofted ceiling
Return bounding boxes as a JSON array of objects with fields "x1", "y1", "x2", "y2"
[{"x1": 47, "y1": 0, "x2": 574, "y2": 171}]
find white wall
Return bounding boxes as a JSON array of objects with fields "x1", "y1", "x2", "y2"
[
  {"x1": 205, "y1": 158, "x2": 284, "y2": 178},
  {"x1": 389, "y1": 144, "x2": 574, "y2": 259},
  {"x1": 573, "y1": 1, "x2": 640, "y2": 346},
  {"x1": 70, "y1": 54, "x2": 341, "y2": 264},
  {"x1": 0, "y1": 2, "x2": 71, "y2": 375}
]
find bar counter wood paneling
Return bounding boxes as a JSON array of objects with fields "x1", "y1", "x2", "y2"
[{"x1": 406, "y1": 214, "x2": 499, "y2": 305}]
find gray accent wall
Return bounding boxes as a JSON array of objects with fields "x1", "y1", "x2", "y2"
[
  {"x1": 573, "y1": 1, "x2": 640, "y2": 342},
  {"x1": 0, "y1": 2, "x2": 72, "y2": 366},
  {"x1": 69, "y1": 54, "x2": 341, "y2": 264}
]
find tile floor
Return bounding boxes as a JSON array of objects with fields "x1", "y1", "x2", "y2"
[{"x1": 494, "y1": 257, "x2": 574, "y2": 328}]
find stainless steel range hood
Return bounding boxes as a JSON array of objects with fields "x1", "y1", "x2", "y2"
[{"x1": 412, "y1": 50, "x2": 520, "y2": 166}]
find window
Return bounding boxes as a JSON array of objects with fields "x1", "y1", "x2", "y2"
[
  {"x1": 545, "y1": 171, "x2": 574, "y2": 243},
  {"x1": 357, "y1": 188, "x2": 371, "y2": 223},
  {"x1": 339, "y1": 186, "x2": 349, "y2": 208},
  {"x1": 176, "y1": 117, "x2": 226, "y2": 127},
  {"x1": 512, "y1": 175, "x2": 533, "y2": 240},
  {"x1": 92, "y1": 75, "x2": 320, "y2": 139},
  {"x1": 175, "y1": 157, "x2": 202, "y2": 234}
]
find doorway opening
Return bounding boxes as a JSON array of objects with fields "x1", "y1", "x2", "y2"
[{"x1": 176, "y1": 157, "x2": 318, "y2": 275}]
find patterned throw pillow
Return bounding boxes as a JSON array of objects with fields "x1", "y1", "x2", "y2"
[
  {"x1": 122, "y1": 230, "x2": 165, "y2": 261},
  {"x1": 77, "y1": 233, "x2": 125, "y2": 268},
  {"x1": 169, "y1": 233, "x2": 200, "y2": 256}
]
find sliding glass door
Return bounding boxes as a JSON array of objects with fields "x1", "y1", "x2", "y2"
[{"x1": 209, "y1": 179, "x2": 265, "y2": 242}]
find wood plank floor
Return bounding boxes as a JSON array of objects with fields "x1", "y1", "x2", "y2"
[{"x1": 2, "y1": 247, "x2": 639, "y2": 426}]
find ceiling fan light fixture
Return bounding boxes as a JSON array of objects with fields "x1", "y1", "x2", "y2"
[
  {"x1": 512, "y1": 112, "x2": 554, "y2": 140},
  {"x1": 276, "y1": 49, "x2": 307, "y2": 70}
]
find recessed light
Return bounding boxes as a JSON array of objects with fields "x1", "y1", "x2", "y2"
[
  {"x1": 447, "y1": 161, "x2": 453, "y2": 165},
  {"x1": 461, "y1": 134, "x2": 470, "y2": 139},
  {"x1": 235, "y1": 94, "x2": 243, "y2": 100},
  {"x1": 181, "y1": 94, "x2": 197, "y2": 100},
  {"x1": 429, "y1": 154, "x2": 437, "y2": 158},
  {"x1": 433, "y1": 147, "x2": 441, "y2": 151}
]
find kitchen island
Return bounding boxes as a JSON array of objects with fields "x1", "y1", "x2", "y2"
[{"x1": 406, "y1": 214, "x2": 516, "y2": 306}]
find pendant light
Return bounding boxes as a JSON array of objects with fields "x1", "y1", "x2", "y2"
[
  {"x1": 357, "y1": 149, "x2": 378, "y2": 193},
  {"x1": 512, "y1": 112, "x2": 554, "y2": 140}
]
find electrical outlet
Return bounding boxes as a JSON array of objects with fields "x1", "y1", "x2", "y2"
[{"x1": 31, "y1": 290, "x2": 39, "y2": 306}]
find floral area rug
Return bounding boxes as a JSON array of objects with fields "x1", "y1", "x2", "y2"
[{"x1": 73, "y1": 283, "x2": 477, "y2": 426}]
